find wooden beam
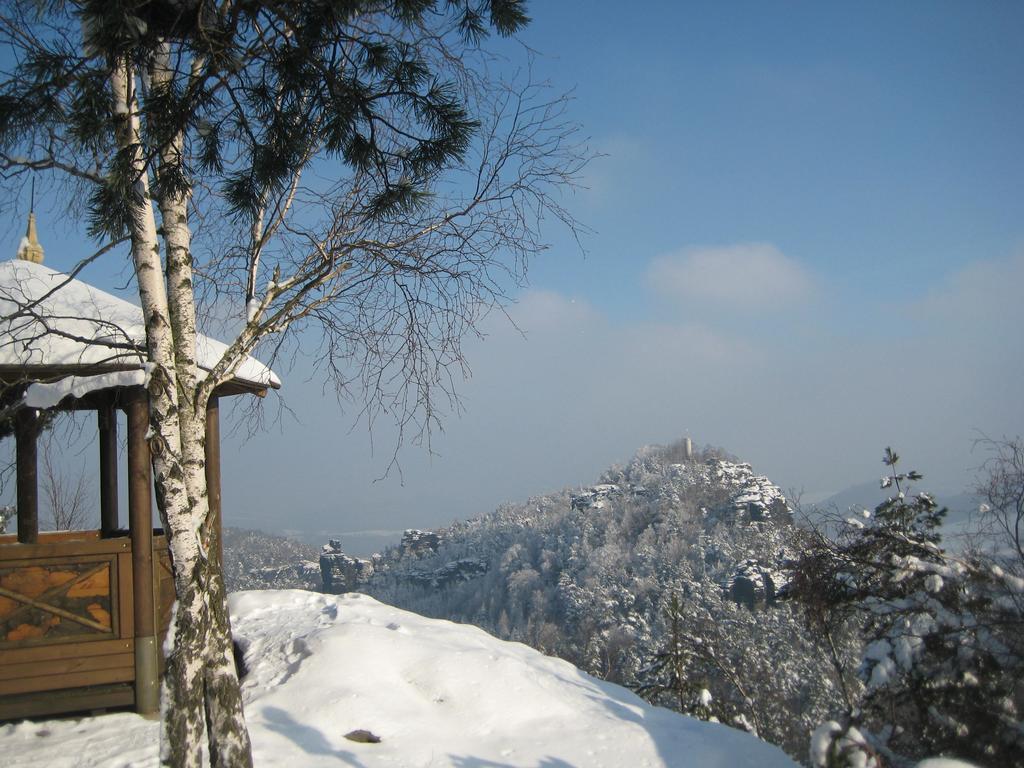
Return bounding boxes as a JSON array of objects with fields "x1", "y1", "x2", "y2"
[
  {"x1": 0, "y1": 534, "x2": 128, "y2": 560},
  {"x1": 126, "y1": 389, "x2": 153, "y2": 637},
  {"x1": 15, "y1": 408, "x2": 39, "y2": 544},
  {"x1": 0, "y1": 688, "x2": 134, "y2": 724},
  {"x1": 0, "y1": 649, "x2": 135, "y2": 683},
  {"x1": 125, "y1": 387, "x2": 158, "y2": 715},
  {"x1": 0, "y1": 583, "x2": 112, "y2": 632},
  {"x1": 98, "y1": 400, "x2": 118, "y2": 535},
  {"x1": 0, "y1": 364, "x2": 278, "y2": 395},
  {"x1": 205, "y1": 395, "x2": 223, "y2": 566},
  {"x1": 0, "y1": 683, "x2": 134, "y2": 720},
  {"x1": 0, "y1": 665, "x2": 135, "y2": 697},
  {"x1": 0, "y1": 637, "x2": 132, "y2": 666}
]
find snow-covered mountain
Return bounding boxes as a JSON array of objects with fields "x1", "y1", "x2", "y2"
[
  {"x1": 338, "y1": 441, "x2": 844, "y2": 759},
  {"x1": 222, "y1": 526, "x2": 322, "y2": 592},
  {"x1": 0, "y1": 589, "x2": 797, "y2": 768}
]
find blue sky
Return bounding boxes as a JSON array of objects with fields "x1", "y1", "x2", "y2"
[
  {"x1": 4, "y1": 1, "x2": 1023, "y2": 549},
  {"x1": 523, "y1": 0, "x2": 1023, "y2": 311},
  {"x1": 223, "y1": 0, "x2": 1023, "y2": 545}
]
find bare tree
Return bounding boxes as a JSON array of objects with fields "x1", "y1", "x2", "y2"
[
  {"x1": 39, "y1": 431, "x2": 94, "y2": 532},
  {"x1": 973, "y1": 435, "x2": 1024, "y2": 569},
  {"x1": 0, "y1": 2, "x2": 587, "y2": 766}
]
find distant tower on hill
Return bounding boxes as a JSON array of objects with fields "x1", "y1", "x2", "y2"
[{"x1": 683, "y1": 437, "x2": 693, "y2": 460}]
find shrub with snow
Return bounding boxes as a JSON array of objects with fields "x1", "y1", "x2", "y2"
[{"x1": 791, "y1": 449, "x2": 1024, "y2": 767}]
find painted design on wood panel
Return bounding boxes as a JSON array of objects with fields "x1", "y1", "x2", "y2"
[{"x1": 0, "y1": 560, "x2": 114, "y2": 645}]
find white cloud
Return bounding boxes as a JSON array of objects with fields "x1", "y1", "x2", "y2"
[{"x1": 647, "y1": 243, "x2": 814, "y2": 308}]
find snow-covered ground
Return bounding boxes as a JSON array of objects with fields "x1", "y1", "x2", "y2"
[{"x1": 0, "y1": 590, "x2": 797, "y2": 767}]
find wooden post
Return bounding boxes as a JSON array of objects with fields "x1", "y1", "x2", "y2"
[
  {"x1": 98, "y1": 400, "x2": 119, "y2": 536},
  {"x1": 205, "y1": 395, "x2": 223, "y2": 566},
  {"x1": 126, "y1": 388, "x2": 158, "y2": 715},
  {"x1": 15, "y1": 408, "x2": 38, "y2": 544}
]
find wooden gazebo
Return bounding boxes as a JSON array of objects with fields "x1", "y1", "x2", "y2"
[{"x1": 0, "y1": 215, "x2": 279, "y2": 720}]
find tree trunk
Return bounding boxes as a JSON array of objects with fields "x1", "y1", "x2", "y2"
[
  {"x1": 151, "y1": 42, "x2": 253, "y2": 768},
  {"x1": 110, "y1": 56, "x2": 203, "y2": 767},
  {"x1": 112, "y1": 51, "x2": 252, "y2": 768},
  {"x1": 204, "y1": 565, "x2": 253, "y2": 767}
]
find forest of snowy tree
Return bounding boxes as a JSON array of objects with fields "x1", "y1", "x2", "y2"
[{"x1": 338, "y1": 438, "x2": 1024, "y2": 767}]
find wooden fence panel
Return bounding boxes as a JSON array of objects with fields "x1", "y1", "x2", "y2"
[
  {"x1": 0, "y1": 556, "x2": 119, "y2": 646},
  {"x1": 0, "y1": 532, "x2": 174, "y2": 717}
]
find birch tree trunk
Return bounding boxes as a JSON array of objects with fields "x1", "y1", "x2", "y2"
[
  {"x1": 113, "y1": 49, "x2": 253, "y2": 768},
  {"x1": 150, "y1": 43, "x2": 254, "y2": 768}
]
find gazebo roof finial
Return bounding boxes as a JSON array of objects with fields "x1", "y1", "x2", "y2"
[{"x1": 16, "y1": 179, "x2": 44, "y2": 264}]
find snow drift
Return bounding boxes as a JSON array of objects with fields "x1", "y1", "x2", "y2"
[{"x1": 0, "y1": 589, "x2": 796, "y2": 767}]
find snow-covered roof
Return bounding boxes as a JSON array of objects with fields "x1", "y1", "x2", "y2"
[{"x1": 0, "y1": 258, "x2": 280, "y2": 404}]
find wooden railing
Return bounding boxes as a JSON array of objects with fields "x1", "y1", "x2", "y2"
[{"x1": 0, "y1": 530, "x2": 172, "y2": 719}]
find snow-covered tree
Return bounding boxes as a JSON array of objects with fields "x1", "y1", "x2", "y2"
[
  {"x1": 0, "y1": 2, "x2": 584, "y2": 765},
  {"x1": 792, "y1": 449, "x2": 1024, "y2": 767},
  {"x1": 636, "y1": 592, "x2": 719, "y2": 720}
]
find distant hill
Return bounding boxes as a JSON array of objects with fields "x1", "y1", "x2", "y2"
[
  {"x1": 327, "y1": 439, "x2": 849, "y2": 760},
  {"x1": 222, "y1": 527, "x2": 321, "y2": 592}
]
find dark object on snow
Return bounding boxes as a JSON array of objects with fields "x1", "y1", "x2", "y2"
[
  {"x1": 344, "y1": 729, "x2": 382, "y2": 743},
  {"x1": 232, "y1": 640, "x2": 248, "y2": 681}
]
